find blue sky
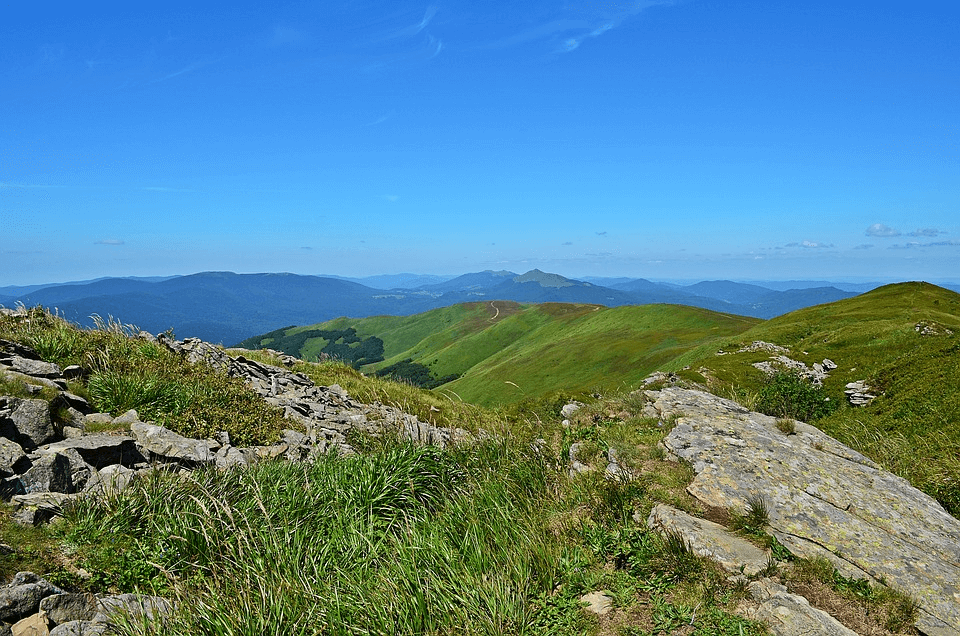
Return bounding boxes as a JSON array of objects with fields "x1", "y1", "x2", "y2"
[{"x1": 2, "y1": 0, "x2": 958, "y2": 286}]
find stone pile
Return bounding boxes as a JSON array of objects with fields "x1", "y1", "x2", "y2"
[
  {"x1": 843, "y1": 380, "x2": 877, "y2": 406},
  {"x1": 0, "y1": 571, "x2": 171, "y2": 636},
  {"x1": 0, "y1": 332, "x2": 469, "y2": 527}
]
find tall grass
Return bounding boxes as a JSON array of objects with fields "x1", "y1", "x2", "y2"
[
  {"x1": 61, "y1": 441, "x2": 569, "y2": 635},
  {"x1": 0, "y1": 307, "x2": 288, "y2": 445}
]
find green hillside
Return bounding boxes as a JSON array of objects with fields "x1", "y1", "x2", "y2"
[
  {"x1": 241, "y1": 301, "x2": 760, "y2": 407},
  {"x1": 668, "y1": 282, "x2": 960, "y2": 512}
]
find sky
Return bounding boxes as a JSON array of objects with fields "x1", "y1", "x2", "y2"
[{"x1": 2, "y1": 0, "x2": 958, "y2": 286}]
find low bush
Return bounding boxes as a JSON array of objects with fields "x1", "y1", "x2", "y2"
[{"x1": 755, "y1": 371, "x2": 837, "y2": 422}]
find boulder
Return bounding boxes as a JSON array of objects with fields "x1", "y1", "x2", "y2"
[
  {"x1": 38, "y1": 435, "x2": 143, "y2": 470},
  {"x1": 0, "y1": 573, "x2": 61, "y2": 623},
  {"x1": 0, "y1": 400, "x2": 56, "y2": 449},
  {"x1": 648, "y1": 386, "x2": 960, "y2": 636},
  {"x1": 18, "y1": 454, "x2": 72, "y2": 495},
  {"x1": 0, "y1": 439, "x2": 29, "y2": 478},
  {"x1": 10, "y1": 613, "x2": 48, "y2": 636},
  {"x1": 130, "y1": 422, "x2": 217, "y2": 465},
  {"x1": 48, "y1": 622, "x2": 105, "y2": 636},
  {"x1": 10, "y1": 493, "x2": 77, "y2": 526},
  {"x1": 39, "y1": 593, "x2": 97, "y2": 626}
]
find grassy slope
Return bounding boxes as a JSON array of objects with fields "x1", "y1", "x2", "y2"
[
  {"x1": 440, "y1": 303, "x2": 758, "y2": 406},
  {"x1": 670, "y1": 282, "x2": 960, "y2": 511},
  {"x1": 251, "y1": 302, "x2": 760, "y2": 408}
]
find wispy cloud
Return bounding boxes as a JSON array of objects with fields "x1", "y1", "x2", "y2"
[
  {"x1": 0, "y1": 182, "x2": 66, "y2": 189},
  {"x1": 596, "y1": 231, "x2": 608, "y2": 236},
  {"x1": 853, "y1": 244, "x2": 874, "y2": 250},
  {"x1": 908, "y1": 228, "x2": 946, "y2": 237},
  {"x1": 785, "y1": 240, "x2": 833, "y2": 249},
  {"x1": 496, "y1": 0, "x2": 677, "y2": 54},
  {"x1": 562, "y1": 241, "x2": 573, "y2": 246},
  {"x1": 95, "y1": 239, "x2": 125, "y2": 246},
  {"x1": 143, "y1": 186, "x2": 192, "y2": 192},
  {"x1": 866, "y1": 223, "x2": 900, "y2": 237},
  {"x1": 889, "y1": 240, "x2": 960, "y2": 249},
  {"x1": 381, "y1": 194, "x2": 400, "y2": 202},
  {"x1": 152, "y1": 57, "x2": 223, "y2": 83}
]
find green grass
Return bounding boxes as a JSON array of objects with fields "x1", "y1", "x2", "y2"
[
  {"x1": 242, "y1": 302, "x2": 759, "y2": 407},
  {"x1": 0, "y1": 307, "x2": 289, "y2": 446}
]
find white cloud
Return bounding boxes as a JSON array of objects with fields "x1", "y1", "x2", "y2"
[
  {"x1": 95, "y1": 239, "x2": 125, "y2": 246},
  {"x1": 866, "y1": 223, "x2": 901, "y2": 237}
]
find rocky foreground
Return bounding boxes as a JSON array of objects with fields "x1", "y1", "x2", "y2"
[
  {"x1": 645, "y1": 386, "x2": 960, "y2": 636},
  {"x1": 1, "y1": 326, "x2": 959, "y2": 635}
]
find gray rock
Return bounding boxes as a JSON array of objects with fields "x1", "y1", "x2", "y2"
[
  {"x1": 649, "y1": 386, "x2": 960, "y2": 636},
  {"x1": 0, "y1": 573, "x2": 61, "y2": 623},
  {"x1": 10, "y1": 493, "x2": 77, "y2": 526},
  {"x1": 647, "y1": 504, "x2": 772, "y2": 577},
  {"x1": 39, "y1": 593, "x2": 97, "y2": 626},
  {"x1": 110, "y1": 410, "x2": 140, "y2": 427},
  {"x1": 19, "y1": 454, "x2": 72, "y2": 494},
  {"x1": 82, "y1": 465, "x2": 136, "y2": 496},
  {"x1": 2, "y1": 357, "x2": 61, "y2": 380},
  {"x1": 38, "y1": 435, "x2": 143, "y2": 470},
  {"x1": 746, "y1": 578, "x2": 857, "y2": 636},
  {"x1": 48, "y1": 622, "x2": 106, "y2": 636},
  {"x1": 0, "y1": 439, "x2": 29, "y2": 478},
  {"x1": 0, "y1": 400, "x2": 56, "y2": 449},
  {"x1": 129, "y1": 422, "x2": 217, "y2": 465},
  {"x1": 560, "y1": 402, "x2": 582, "y2": 418},
  {"x1": 92, "y1": 595, "x2": 172, "y2": 625}
]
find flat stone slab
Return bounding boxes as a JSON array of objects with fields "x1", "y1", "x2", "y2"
[
  {"x1": 649, "y1": 386, "x2": 960, "y2": 636},
  {"x1": 647, "y1": 504, "x2": 771, "y2": 576},
  {"x1": 39, "y1": 435, "x2": 142, "y2": 469},
  {"x1": 745, "y1": 579, "x2": 857, "y2": 636}
]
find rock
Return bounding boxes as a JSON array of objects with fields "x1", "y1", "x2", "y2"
[
  {"x1": 0, "y1": 439, "x2": 29, "y2": 478},
  {"x1": 92, "y1": 595, "x2": 172, "y2": 625},
  {"x1": 83, "y1": 465, "x2": 135, "y2": 496},
  {"x1": 844, "y1": 381, "x2": 877, "y2": 407},
  {"x1": 0, "y1": 573, "x2": 61, "y2": 623},
  {"x1": 10, "y1": 613, "x2": 48, "y2": 636},
  {"x1": 130, "y1": 422, "x2": 217, "y2": 465},
  {"x1": 39, "y1": 593, "x2": 97, "y2": 626},
  {"x1": 48, "y1": 623, "x2": 106, "y2": 636},
  {"x1": 579, "y1": 591, "x2": 614, "y2": 616},
  {"x1": 110, "y1": 410, "x2": 140, "y2": 427},
  {"x1": 560, "y1": 402, "x2": 582, "y2": 418},
  {"x1": 0, "y1": 400, "x2": 56, "y2": 449},
  {"x1": 649, "y1": 386, "x2": 960, "y2": 636},
  {"x1": 38, "y1": 435, "x2": 143, "y2": 470},
  {"x1": 19, "y1": 454, "x2": 72, "y2": 495},
  {"x1": 647, "y1": 504, "x2": 771, "y2": 576},
  {"x1": 746, "y1": 578, "x2": 857, "y2": 636},
  {"x1": 10, "y1": 493, "x2": 77, "y2": 526}
]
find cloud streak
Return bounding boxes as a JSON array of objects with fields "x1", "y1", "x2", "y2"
[{"x1": 95, "y1": 239, "x2": 125, "y2": 246}]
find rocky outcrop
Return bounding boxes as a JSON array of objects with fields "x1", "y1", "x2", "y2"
[
  {"x1": 0, "y1": 572, "x2": 170, "y2": 635},
  {"x1": 843, "y1": 380, "x2": 877, "y2": 406},
  {"x1": 0, "y1": 327, "x2": 469, "y2": 526},
  {"x1": 645, "y1": 386, "x2": 960, "y2": 636}
]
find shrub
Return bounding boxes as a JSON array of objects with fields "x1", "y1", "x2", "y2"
[{"x1": 756, "y1": 371, "x2": 837, "y2": 422}]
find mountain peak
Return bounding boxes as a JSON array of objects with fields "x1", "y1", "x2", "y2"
[{"x1": 513, "y1": 269, "x2": 576, "y2": 288}]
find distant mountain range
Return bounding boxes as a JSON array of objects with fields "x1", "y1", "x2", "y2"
[{"x1": 4, "y1": 269, "x2": 954, "y2": 346}]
